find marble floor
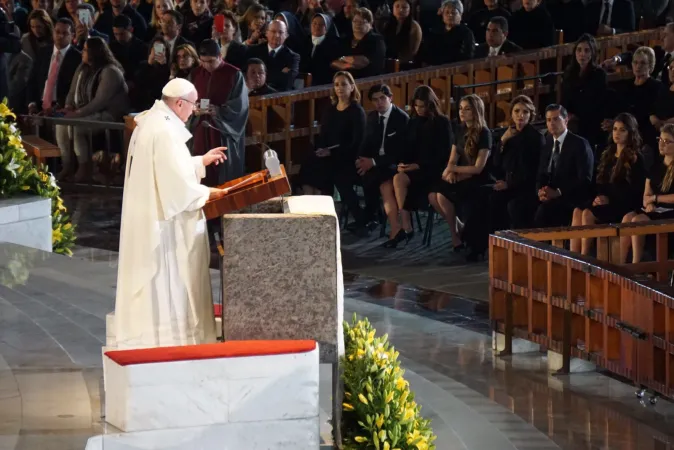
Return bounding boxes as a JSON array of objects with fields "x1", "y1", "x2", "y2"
[{"x1": 3, "y1": 242, "x2": 674, "y2": 450}]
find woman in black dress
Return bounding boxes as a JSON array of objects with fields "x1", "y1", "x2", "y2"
[
  {"x1": 385, "y1": 85, "x2": 452, "y2": 247},
  {"x1": 425, "y1": 0, "x2": 474, "y2": 65},
  {"x1": 489, "y1": 95, "x2": 544, "y2": 231},
  {"x1": 570, "y1": 113, "x2": 646, "y2": 255},
  {"x1": 561, "y1": 34, "x2": 608, "y2": 150},
  {"x1": 621, "y1": 124, "x2": 674, "y2": 263},
  {"x1": 429, "y1": 94, "x2": 491, "y2": 257},
  {"x1": 300, "y1": 71, "x2": 367, "y2": 198},
  {"x1": 604, "y1": 46, "x2": 662, "y2": 152}
]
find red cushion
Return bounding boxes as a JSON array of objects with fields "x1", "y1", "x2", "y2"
[
  {"x1": 105, "y1": 340, "x2": 317, "y2": 366},
  {"x1": 213, "y1": 304, "x2": 222, "y2": 317}
]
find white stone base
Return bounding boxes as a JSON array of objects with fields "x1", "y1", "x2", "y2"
[
  {"x1": 492, "y1": 331, "x2": 541, "y2": 354},
  {"x1": 0, "y1": 196, "x2": 52, "y2": 252},
  {"x1": 546, "y1": 350, "x2": 596, "y2": 373},
  {"x1": 84, "y1": 418, "x2": 319, "y2": 450}
]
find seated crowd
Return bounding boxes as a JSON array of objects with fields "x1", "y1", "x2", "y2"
[{"x1": 1, "y1": 0, "x2": 674, "y2": 263}]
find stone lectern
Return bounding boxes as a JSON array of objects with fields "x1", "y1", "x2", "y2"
[{"x1": 219, "y1": 195, "x2": 344, "y2": 445}]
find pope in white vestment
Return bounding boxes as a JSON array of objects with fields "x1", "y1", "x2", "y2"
[{"x1": 114, "y1": 79, "x2": 227, "y2": 349}]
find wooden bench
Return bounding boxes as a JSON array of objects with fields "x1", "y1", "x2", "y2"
[{"x1": 21, "y1": 135, "x2": 61, "y2": 167}]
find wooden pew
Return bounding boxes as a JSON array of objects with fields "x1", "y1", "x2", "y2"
[{"x1": 21, "y1": 135, "x2": 61, "y2": 167}]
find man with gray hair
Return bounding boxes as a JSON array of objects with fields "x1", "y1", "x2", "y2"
[{"x1": 114, "y1": 78, "x2": 228, "y2": 350}]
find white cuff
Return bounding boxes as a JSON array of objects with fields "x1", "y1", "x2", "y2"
[{"x1": 193, "y1": 156, "x2": 206, "y2": 180}]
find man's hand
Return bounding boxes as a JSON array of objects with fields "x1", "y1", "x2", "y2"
[
  {"x1": 601, "y1": 57, "x2": 618, "y2": 71},
  {"x1": 204, "y1": 147, "x2": 227, "y2": 166},
  {"x1": 597, "y1": 24, "x2": 614, "y2": 36},
  {"x1": 315, "y1": 148, "x2": 330, "y2": 157},
  {"x1": 494, "y1": 180, "x2": 508, "y2": 191},
  {"x1": 539, "y1": 186, "x2": 560, "y2": 202},
  {"x1": 355, "y1": 157, "x2": 374, "y2": 175}
]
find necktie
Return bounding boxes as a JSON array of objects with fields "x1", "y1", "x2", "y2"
[
  {"x1": 549, "y1": 140, "x2": 561, "y2": 174},
  {"x1": 269, "y1": 49, "x2": 276, "y2": 58},
  {"x1": 489, "y1": 47, "x2": 498, "y2": 57},
  {"x1": 43, "y1": 51, "x2": 61, "y2": 111},
  {"x1": 377, "y1": 115, "x2": 385, "y2": 152},
  {"x1": 600, "y1": 0, "x2": 610, "y2": 26}
]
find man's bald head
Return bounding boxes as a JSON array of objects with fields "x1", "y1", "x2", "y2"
[{"x1": 266, "y1": 19, "x2": 287, "y2": 49}]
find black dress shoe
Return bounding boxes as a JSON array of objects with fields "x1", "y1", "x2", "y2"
[{"x1": 382, "y1": 229, "x2": 407, "y2": 248}]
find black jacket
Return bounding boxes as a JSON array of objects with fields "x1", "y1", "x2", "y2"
[
  {"x1": 27, "y1": 45, "x2": 82, "y2": 109},
  {"x1": 359, "y1": 105, "x2": 409, "y2": 170},
  {"x1": 492, "y1": 124, "x2": 545, "y2": 193},
  {"x1": 508, "y1": 5, "x2": 555, "y2": 50},
  {"x1": 474, "y1": 39, "x2": 522, "y2": 58},
  {"x1": 94, "y1": 5, "x2": 147, "y2": 41},
  {"x1": 223, "y1": 40, "x2": 247, "y2": 70},
  {"x1": 584, "y1": 0, "x2": 636, "y2": 35},
  {"x1": 109, "y1": 37, "x2": 148, "y2": 83},
  {"x1": 246, "y1": 43, "x2": 300, "y2": 91},
  {"x1": 300, "y1": 34, "x2": 341, "y2": 86},
  {"x1": 536, "y1": 131, "x2": 594, "y2": 204}
]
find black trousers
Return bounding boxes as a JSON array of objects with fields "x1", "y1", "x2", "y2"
[
  {"x1": 489, "y1": 189, "x2": 537, "y2": 232},
  {"x1": 534, "y1": 197, "x2": 575, "y2": 228},
  {"x1": 360, "y1": 166, "x2": 395, "y2": 223}
]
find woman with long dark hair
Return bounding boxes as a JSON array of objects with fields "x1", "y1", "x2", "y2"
[
  {"x1": 21, "y1": 9, "x2": 53, "y2": 61},
  {"x1": 561, "y1": 33, "x2": 608, "y2": 149},
  {"x1": 55, "y1": 37, "x2": 130, "y2": 182},
  {"x1": 385, "y1": 85, "x2": 452, "y2": 247},
  {"x1": 429, "y1": 94, "x2": 491, "y2": 259},
  {"x1": 170, "y1": 43, "x2": 198, "y2": 78},
  {"x1": 570, "y1": 113, "x2": 646, "y2": 255},
  {"x1": 240, "y1": 3, "x2": 269, "y2": 45},
  {"x1": 381, "y1": 0, "x2": 421, "y2": 63},
  {"x1": 621, "y1": 124, "x2": 674, "y2": 263}
]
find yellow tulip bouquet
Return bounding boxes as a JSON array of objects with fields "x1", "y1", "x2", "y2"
[
  {"x1": 342, "y1": 314, "x2": 436, "y2": 450},
  {"x1": 0, "y1": 100, "x2": 75, "y2": 255}
]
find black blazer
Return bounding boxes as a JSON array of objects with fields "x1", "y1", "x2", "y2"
[
  {"x1": 492, "y1": 124, "x2": 545, "y2": 193},
  {"x1": 27, "y1": 45, "x2": 82, "y2": 110},
  {"x1": 584, "y1": 0, "x2": 636, "y2": 35},
  {"x1": 474, "y1": 39, "x2": 522, "y2": 58},
  {"x1": 246, "y1": 43, "x2": 300, "y2": 91},
  {"x1": 359, "y1": 105, "x2": 410, "y2": 169},
  {"x1": 223, "y1": 40, "x2": 247, "y2": 70},
  {"x1": 536, "y1": 131, "x2": 594, "y2": 204}
]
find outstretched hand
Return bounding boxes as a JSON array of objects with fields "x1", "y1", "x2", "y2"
[{"x1": 204, "y1": 147, "x2": 227, "y2": 166}]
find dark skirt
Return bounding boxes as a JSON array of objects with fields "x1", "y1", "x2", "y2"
[
  {"x1": 588, "y1": 203, "x2": 637, "y2": 224},
  {"x1": 645, "y1": 208, "x2": 674, "y2": 221},
  {"x1": 430, "y1": 176, "x2": 485, "y2": 204},
  {"x1": 401, "y1": 169, "x2": 435, "y2": 211},
  {"x1": 299, "y1": 154, "x2": 336, "y2": 194}
]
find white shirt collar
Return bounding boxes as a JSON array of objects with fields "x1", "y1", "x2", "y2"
[
  {"x1": 380, "y1": 104, "x2": 393, "y2": 119},
  {"x1": 554, "y1": 129, "x2": 569, "y2": 148},
  {"x1": 53, "y1": 44, "x2": 69, "y2": 58},
  {"x1": 312, "y1": 35, "x2": 325, "y2": 47},
  {"x1": 267, "y1": 44, "x2": 282, "y2": 53},
  {"x1": 489, "y1": 43, "x2": 503, "y2": 55}
]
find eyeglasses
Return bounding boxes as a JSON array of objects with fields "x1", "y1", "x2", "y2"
[{"x1": 180, "y1": 98, "x2": 198, "y2": 109}]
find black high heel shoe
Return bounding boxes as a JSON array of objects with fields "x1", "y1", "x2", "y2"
[
  {"x1": 404, "y1": 230, "x2": 414, "y2": 244},
  {"x1": 382, "y1": 229, "x2": 407, "y2": 248}
]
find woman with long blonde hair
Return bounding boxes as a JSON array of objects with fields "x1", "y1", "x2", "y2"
[
  {"x1": 428, "y1": 94, "x2": 492, "y2": 260},
  {"x1": 621, "y1": 123, "x2": 674, "y2": 263}
]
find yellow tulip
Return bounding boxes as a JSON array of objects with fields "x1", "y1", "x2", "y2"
[
  {"x1": 344, "y1": 392, "x2": 351, "y2": 399},
  {"x1": 375, "y1": 414, "x2": 384, "y2": 429},
  {"x1": 342, "y1": 403, "x2": 354, "y2": 411},
  {"x1": 358, "y1": 393, "x2": 368, "y2": 405},
  {"x1": 385, "y1": 391, "x2": 394, "y2": 404},
  {"x1": 383, "y1": 443, "x2": 390, "y2": 450},
  {"x1": 403, "y1": 408, "x2": 415, "y2": 421},
  {"x1": 396, "y1": 377, "x2": 407, "y2": 390},
  {"x1": 354, "y1": 436, "x2": 368, "y2": 443}
]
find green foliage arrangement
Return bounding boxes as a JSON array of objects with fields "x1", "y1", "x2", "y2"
[
  {"x1": 342, "y1": 314, "x2": 436, "y2": 450},
  {"x1": 0, "y1": 101, "x2": 75, "y2": 255}
]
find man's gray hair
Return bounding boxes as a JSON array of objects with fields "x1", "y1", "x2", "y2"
[{"x1": 441, "y1": 0, "x2": 463, "y2": 15}]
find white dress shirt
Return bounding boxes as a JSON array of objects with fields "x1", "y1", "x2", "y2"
[
  {"x1": 42, "y1": 44, "x2": 70, "y2": 103},
  {"x1": 377, "y1": 104, "x2": 393, "y2": 156},
  {"x1": 488, "y1": 43, "x2": 503, "y2": 56}
]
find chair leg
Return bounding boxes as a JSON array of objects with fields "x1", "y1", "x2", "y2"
[
  {"x1": 415, "y1": 210, "x2": 423, "y2": 233},
  {"x1": 423, "y1": 211, "x2": 432, "y2": 245},
  {"x1": 426, "y1": 211, "x2": 435, "y2": 247}
]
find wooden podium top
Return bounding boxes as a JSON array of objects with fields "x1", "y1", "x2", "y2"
[{"x1": 202, "y1": 165, "x2": 290, "y2": 220}]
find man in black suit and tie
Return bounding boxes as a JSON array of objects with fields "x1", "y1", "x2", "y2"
[
  {"x1": 27, "y1": 18, "x2": 82, "y2": 115},
  {"x1": 160, "y1": 10, "x2": 193, "y2": 65},
  {"x1": 475, "y1": 16, "x2": 522, "y2": 58},
  {"x1": 534, "y1": 104, "x2": 594, "y2": 228},
  {"x1": 603, "y1": 22, "x2": 674, "y2": 85},
  {"x1": 584, "y1": 0, "x2": 635, "y2": 37},
  {"x1": 245, "y1": 19, "x2": 300, "y2": 92},
  {"x1": 355, "y1": 84, "x2": 409, "y2": 227}
]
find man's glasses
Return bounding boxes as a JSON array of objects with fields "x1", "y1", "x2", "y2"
[{"x1": 180, "y1": 98, "x2": 198, "y2": 109}]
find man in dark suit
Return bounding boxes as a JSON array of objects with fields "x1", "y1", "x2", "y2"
[
  {"x1": 603, "y1": 22, "x2": 674, "y2": 85},
  {"x1": 95, "y1": 0, "x2": 147, "y2": 40},
  {"x1": 584, "y1": 0, "x2": 635, "y2": 37},
  {"x1": 534, "y1": 104, "x2": 594, "y2": 228},
  {"x1": 110, "y1": 15, "x2": 148, "y2": 88},
  {"x1": 355, "y1": 84, "x2": 409, "y2": 227},
  {"x1": 245, "y1": 58, "x2": 276, "y2": 96},
  {"x1": 160, "y1": 10, "x2": 193, "y2": 64},
  {"x1": 245, "y1": 19, "x2": 299, "y2": 91},
  {"x1": 475, "y1": 16, "x2": 522, "y2": 58},
  {"x1": 27, "y1": 18, "x2": 82, "y2": 114}
]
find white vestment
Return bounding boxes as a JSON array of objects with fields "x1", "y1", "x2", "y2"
[{"x1": 114, "y1": 100, "x2": 216, "y2": 349}]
